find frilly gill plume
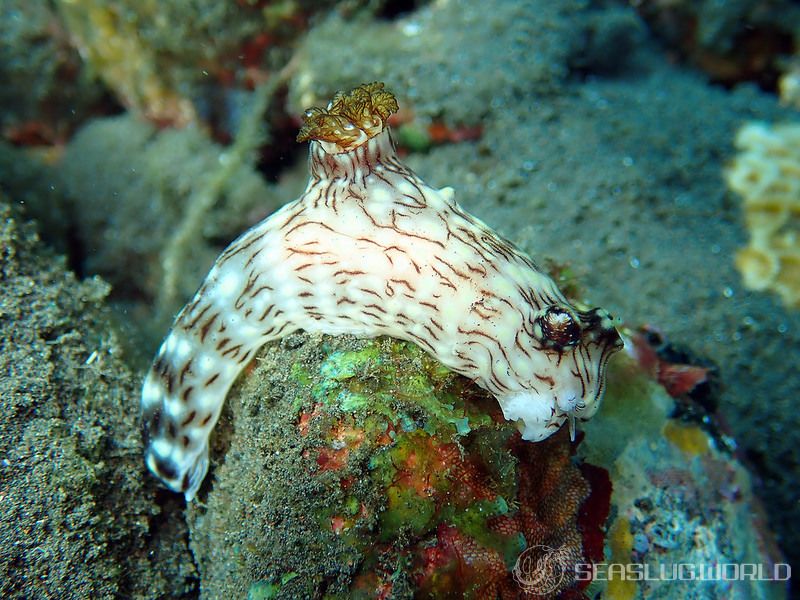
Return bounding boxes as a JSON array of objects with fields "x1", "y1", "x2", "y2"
[{"x1": 296, "y1": 82, "x2": 399, "y2": 152}]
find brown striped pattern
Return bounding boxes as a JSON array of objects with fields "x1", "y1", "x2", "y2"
[{"x1": 141, "y1": 127, "x2": 622, "y2": 500}]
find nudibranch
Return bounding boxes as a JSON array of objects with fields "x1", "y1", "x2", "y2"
[{"x1": 141, "y1": 82, "x2": 623, "y2": 500}]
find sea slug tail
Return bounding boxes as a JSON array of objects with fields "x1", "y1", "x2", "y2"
[
  {"x1": 140, "y1": 325, "x2": 223, "y2": 500},
  {"x1": 141, "y1": 285, "x2": 265, "y2": 499}
]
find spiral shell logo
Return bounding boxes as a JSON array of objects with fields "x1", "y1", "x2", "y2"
[{"x1": 512, "y1": 544, "x2": 573, "y2": 595}]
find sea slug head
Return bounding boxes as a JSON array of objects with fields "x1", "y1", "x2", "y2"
[
  {"x1": 502, "y1": 304, "x2": 623, "y2": 441},
  {"x1": 296, "y1": 81, "x2": 399, "y2": 153}
]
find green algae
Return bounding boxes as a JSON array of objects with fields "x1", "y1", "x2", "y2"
[
  {"x1": 368, "y1": 426, "x2": 525, "y2": 569},
  {"x1": 289, "y1": 362, "x2": 312, "y2": 386},
  {"x1": 396, "y1": 123, "x2": 433, "y2": 153},
  {"x1": 380, "y1": 485, "x2": 438, "y2": 541},
  {"x1": 247, "y1": 573, "x2": 299, "y2": 600},
  {"x1": 308, "y1": 338, "x2": 521, "y2": 563},
  {"x1": 187, "y1": 333, "x2": 541, "y2": 598},
  {"x1": 311, "y1": 339, "x2": 491, "y2": 439},
  {"x1": 444, "y1": 498, "x2": 525, "y2": 569}
]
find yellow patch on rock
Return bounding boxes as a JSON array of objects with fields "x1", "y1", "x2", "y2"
[
  {"x1": 726, "y1": 121, "x2": 800, "y2": 309},
  {"x1": 663, "y1": 420, "x2": 709, "y2": 455}
]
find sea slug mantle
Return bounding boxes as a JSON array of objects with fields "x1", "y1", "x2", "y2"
[{"x1": 141, "y1": 82, "x2": 623, "y2": 500}]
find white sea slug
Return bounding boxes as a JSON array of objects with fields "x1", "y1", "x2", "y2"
[{"x1": 141, "y1": 83, "x2": 623, "y2": 500}]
